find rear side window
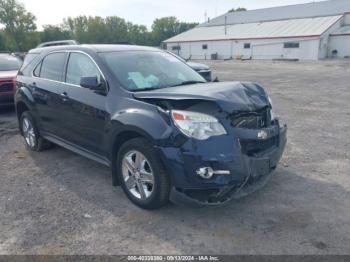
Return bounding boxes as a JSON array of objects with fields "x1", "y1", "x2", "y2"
[
  {"x1": 21, "y1": 53, "x2": 38, "y2": 70},
  {"x1": 65, "y1": 52, "x2": 102, "y2": 85},
  {"x1": 33, "y1": 62, "x2": 42, "y2": 77},
  {"x1": 40, "y1": 52, "x2": 66, "y2": 81}
]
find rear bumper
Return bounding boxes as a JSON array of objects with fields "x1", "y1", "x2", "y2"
[{"x1": 160, "y1": 124, "x2": 287, "y2": 206}]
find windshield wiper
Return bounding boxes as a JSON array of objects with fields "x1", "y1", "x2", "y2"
[
  {"x1": 170, "y1": 81, "x2": 206, "y2": 87},
  {"x1": 130, "y1": 87, "x2": 162, "y2": 92}
]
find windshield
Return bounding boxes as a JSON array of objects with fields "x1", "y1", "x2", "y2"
[
  {"x1": 100, "y1": 51, "x2": 205, "y2": 91},
  {"x1": 0, "y1": 55, "x2": 22, "y2": 71}
]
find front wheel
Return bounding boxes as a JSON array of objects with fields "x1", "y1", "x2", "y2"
[{"x1": 117, "y1": 138, "x2": 171, "y2": 209}]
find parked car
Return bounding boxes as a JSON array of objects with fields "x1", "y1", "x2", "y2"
[
  {"x1": 0, "y1": 53, "x2": 22, "y2": 107},
  {"x1": 12, "y1": 52, "x2": 27, "y2": 61},
  {"x1": 185, "y1": 61, "x2": 212, "y2": 82},
  {"x1": 15, "y1": 45, "x2": 287, "y2": 209},
  {"x1": 167, "y1": 51, "x2": 212, "y2": 81}
]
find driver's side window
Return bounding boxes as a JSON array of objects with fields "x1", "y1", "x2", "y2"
[{"x1": 66, "y1": 52, "x2": 102, "y2": 86}]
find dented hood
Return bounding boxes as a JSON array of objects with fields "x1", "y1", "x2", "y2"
[{"x1": 133, "y1": 81, "x2": 270, "y2": 113}]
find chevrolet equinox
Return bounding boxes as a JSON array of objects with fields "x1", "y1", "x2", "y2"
[{"x1": 15, "y1": 45, "x2": 287, "y2": 209}]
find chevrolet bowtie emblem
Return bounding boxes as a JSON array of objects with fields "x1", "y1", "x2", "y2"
[{"x1": 257, "y1": 130, "x2": 268, "y2": 140}]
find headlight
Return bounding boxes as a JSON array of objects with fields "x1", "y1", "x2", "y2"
[
  {"x1": 171, "y1": 110, "x2": 227, "y2": 140},
  {"x1": 268, "y1": 96, "x2": 276, "y2": 120}
]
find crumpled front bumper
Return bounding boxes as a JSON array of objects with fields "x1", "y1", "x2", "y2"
[{"x1": 159, "y1": 124, "x2": 287, "y2": 207}]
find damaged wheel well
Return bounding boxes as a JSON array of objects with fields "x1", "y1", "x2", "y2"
[{"x1": 111, "y1": 130, "x2": 148, "y2": 186}]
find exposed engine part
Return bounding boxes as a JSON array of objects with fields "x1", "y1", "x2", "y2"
[{"x1": 230, "y1": 106, "x2": 272, "y2": 129}]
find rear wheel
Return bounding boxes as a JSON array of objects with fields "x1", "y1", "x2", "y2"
[
  {"x1": 117, "y1": 138, "x2": 170, "y2": 209},
  {"x1": 20, "y1": 111, "x2": 52, "y2": 151}
]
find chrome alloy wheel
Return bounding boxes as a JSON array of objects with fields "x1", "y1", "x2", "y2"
[
  {"x1": 22, "y1": 117, "x2": 36, "y2": 148},
  {"x1": 122, "y1": 151, "x2": 155, "y2": 200}
]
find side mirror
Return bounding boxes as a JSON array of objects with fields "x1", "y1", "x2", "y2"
[{"x1": 80, "y1": 76, "x2": 105, "y2": 91}]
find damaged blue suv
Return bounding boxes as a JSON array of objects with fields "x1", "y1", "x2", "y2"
[{"x1": 15, "y1": 45, "x2": 287, "y2": 209}]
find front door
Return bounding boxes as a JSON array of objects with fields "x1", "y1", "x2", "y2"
[{"x1": 57, "y1": 52, "x2": 109, "y2": 157}]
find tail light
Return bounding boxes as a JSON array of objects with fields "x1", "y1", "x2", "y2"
[{"x1": 0, "y1": 78, "x2": 16, "y2": 93}]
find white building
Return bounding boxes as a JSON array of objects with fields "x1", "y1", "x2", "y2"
[{"x1": 163, "y1": 0, "x2": 350, "y2": 61}]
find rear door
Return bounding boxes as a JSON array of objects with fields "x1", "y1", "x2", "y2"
[
  {"x1": 57, "y1": 52, "x2": 109, "y2": 156},
  {"x1": 32, "y1": 52, "x2": 68, "y2": 135}
]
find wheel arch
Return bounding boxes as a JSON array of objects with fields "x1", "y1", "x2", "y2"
[
  {"x1": 110, "y1": 127, "x2": 155, "y2": 186},
  {"x1": 15, "y1": 85, "x2": 35, "y2": 121},
  {"x1": 16, "y1": 101, "x2": 30, "y2": 121},
  {"x1": 109, "y1": 108, "x2": 173, "y2": 186}
]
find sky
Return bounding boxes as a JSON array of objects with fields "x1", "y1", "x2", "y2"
[{"x1": 21, "y1": 0, "x2": 326, "y2": 29}]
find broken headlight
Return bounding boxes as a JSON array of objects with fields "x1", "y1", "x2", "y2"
[{"x1": 171, "y1": 110, "x2": 227, "y2": 140}]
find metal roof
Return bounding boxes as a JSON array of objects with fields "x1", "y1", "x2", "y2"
[
  {"x1": 330, "y1": 25, "x2": 350, "y2": 35},
  {"x1": 164, "y1": 15, "x2": 342, "y2": 43},
  {"x1": 201, "y1": 0, "x2": 350, "y2": 27}
]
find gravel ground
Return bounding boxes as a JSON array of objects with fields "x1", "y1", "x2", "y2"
[{"x1": 0, "y1": 60, "x2": 349, "y2": 255}]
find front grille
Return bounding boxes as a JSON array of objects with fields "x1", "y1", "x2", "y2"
[
  {"x1": 231, "y1": 108, "x2": 271, "y2": 129},
  {"x1": 240, "y1": 136, "x2": 278, "y2": 156},
  {"x1": 0, "y1": 82, "x2": 14, "y2": 92}
]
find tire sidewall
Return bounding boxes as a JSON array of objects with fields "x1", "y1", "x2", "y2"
[
  {"x1": 20, "y1": 112, "x2": 40, "y2": 151},
  {"x1": 117, "y1": 138, "x2": 169, "y2": 209}
]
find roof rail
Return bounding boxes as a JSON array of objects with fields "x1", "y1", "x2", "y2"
[{"x1": 36, "y1": 40, "x2": 79, "y2": 48}]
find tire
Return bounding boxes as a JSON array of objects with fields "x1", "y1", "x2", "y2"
[
  {"x1": 117, "y1": 138, "x2": 171, "y2": 209},
  {"x1": 20, "y1": 111, "x2": 52, "y2": 152}
]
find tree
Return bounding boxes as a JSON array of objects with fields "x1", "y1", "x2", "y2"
[
  {"x1": 151, "y1": 17, "x2": 198, "y2": 46},
  {"x1": 178, "y1": 22, "x2": 198, "y2": 32},
  {"x1": 61, "y1": 15, "x2": 153, "y2": 46},
  {"x1": 126, "y1": 22, "x2": 150, "y2": 45},
  {"x1": 0, "y1": 5, "x2": 200, "y2": 51},
  {"x1": 63, "y1": 16, "x2": 127, "y2": 44},
  {"x1": 104, "y1": 16, "x2": 128, "y2": 43},
  {"x1": 228, "y1": 7, "x2": 247, "y2": 13},
  {"x1": 21, "y1": 31, "x2": 40, "y2": 50},
  {"x1": 40, "y1": 25, "x2": 71, "y2": 43},
  {"x1": 63, "y1": 16, "x2": 89, "y2": 43},
  {"x1": 0, "y1": 30, "x2": 16, "y2": 50},
  {"x1": 0, "y1": 0, "x2": 37, "y2": 51},
  {"x1": 86, "y1": 16, "x2": 107, "y2": 43}
]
